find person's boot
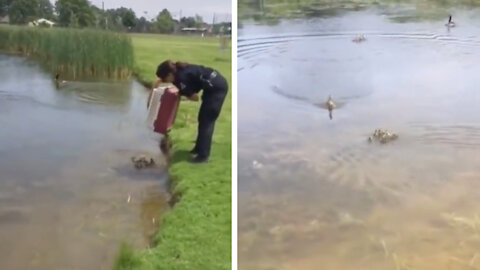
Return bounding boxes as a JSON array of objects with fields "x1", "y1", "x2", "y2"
[
  {"x1": 189, "y1": 148, "x2": 198, "y2": 158},
  {"x1": 190, "y1": 155, "x2": 208, "y2": 164}
]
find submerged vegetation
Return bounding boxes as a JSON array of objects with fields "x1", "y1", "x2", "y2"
[{"x1": 0, "y1": 25, "x2": 134, "y2": 79}]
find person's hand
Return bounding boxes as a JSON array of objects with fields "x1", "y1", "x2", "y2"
[
  {"x1": 167, "y1": 87, "x2": 179, "y2": 94},
  {"x1": 153, "y1": 78, "x2": 162, "y2": 89},
  {"x1": 188, "y1": 93, "x2": 199, "y2": 101}
]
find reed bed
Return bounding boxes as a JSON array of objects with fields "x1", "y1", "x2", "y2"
[{"x1": 0, "y1": 25, "x2": 134, "y2": 80}]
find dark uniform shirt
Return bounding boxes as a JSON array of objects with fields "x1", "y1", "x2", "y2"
[{"x1": 173, "y1": 64, "x2": 216, "y2": 97}]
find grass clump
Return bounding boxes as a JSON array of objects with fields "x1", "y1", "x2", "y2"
[
  {"x1": 0, "y1": 25, "x2": 133, "y2": 79},
  {"x1": 114, "y1": 243, "x2": 143, "y2": 270},
  {"x1": 113, "y1": 34, "x2": 231, "y2": 270}
]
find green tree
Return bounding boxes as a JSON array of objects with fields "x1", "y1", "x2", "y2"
[
  {"x1": 180, "y1": 16, "x2": 196, "y2": 28},
  {"x1": 55, "y1": 0, "x2": 94, "y2": 27},
  {"x1": 37, "y1": 0, "x2": 53, "y2": 20},
  {"x1": 135, "y1": 16, "x2": 152, "y2": 32},
  {"x1": 69, "y1": 11, "x2": 79, "y2": 28},
  {"x1": 8, "y1": 0, "x2": 38, "y2": 24},
  {"x1": 195, "y1": 14, "x2": 204, "y2": 27},
  {"x1": 154, "y1": 8, "x2": 174, "y2": 33},
  {"x1": 121, "y1": 8, "x2": 136, "y2": 29},
  {"x1": 90, "y1": 4, "x2": 103, "y2": 28},
  {"x1": 0, "y1": 0, "x2": 14, "y2": 16},
  {"x1": 96, "y1": 8, "x2": 137, "y2": 31}
]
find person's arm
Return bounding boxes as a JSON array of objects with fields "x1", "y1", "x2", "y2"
[
  {"x1": 187, "y1": 93, "x2": 199, "y2": 101},
  {"x1": 176, "y1": 73, "x2": 200, "y2": 102}
]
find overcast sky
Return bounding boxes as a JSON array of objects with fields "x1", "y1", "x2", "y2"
[{"x1": 49, "y1": 0, "x2": 231, "y2": 23}]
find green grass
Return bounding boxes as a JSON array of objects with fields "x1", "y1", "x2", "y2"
[
  {"x1": 113, "y1": 34, "x2": 231, "y2": 270},
  {"x1": 0, "y1": 25, "x2": 134, "y2": 79}
]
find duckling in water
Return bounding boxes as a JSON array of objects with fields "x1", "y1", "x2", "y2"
[
  {"x1": 131, "y1": 154, "x2": 155, "y2": 169},
  {"x1": 445, "y1": 15, "x2": 455, "y2": 27},
  {"x1": 368, "y1": 129, "x2": 398, "y2": 144},
  {"x1": 352, "y1": 34, "x2": 366, "y2": 43},
  {"x1": 326, "y1": 95, "x2": 336, "y2": 120}
]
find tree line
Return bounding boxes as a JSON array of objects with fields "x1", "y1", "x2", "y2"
[{"x1": 0, "y1": 0, "x2": 231, "y2": 34}]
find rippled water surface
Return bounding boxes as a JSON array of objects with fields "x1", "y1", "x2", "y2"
[
  {"x1": 0, "y1": 55, "x2": 168, "y2": 270},
  {"x1": 239, "y1": 8, "x2": 480, "y2": 270}
]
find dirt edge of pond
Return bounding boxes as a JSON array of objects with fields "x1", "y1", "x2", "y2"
[{"x1": 159, "y1": 134, "x2": 181, "y2": 209}]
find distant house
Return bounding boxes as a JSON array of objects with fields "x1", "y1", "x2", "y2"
[
  {"x1": 0, "y1": 15, "x2": 9, "y2": 24},
  {"x1": 29, "y1": 18, "x2": 55, "y2": 27},
  {"x1": 181, "y1": 27, "x2": 208, "y2": 36}
]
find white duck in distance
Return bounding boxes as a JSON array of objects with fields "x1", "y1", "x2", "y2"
[
  {"x1": 326, "y1": 95, "x2": 336, "y2": 120},
  {"x1": 446, "y1": 15, "x2": 455, "y2": 27},
  {"x1": 352, "y1": 34, "x2": 366, "y2": 43}
]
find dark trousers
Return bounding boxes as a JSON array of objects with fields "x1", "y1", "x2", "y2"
[{"x1": 193, "y1": 76, "x2": 228, "y2": 158}]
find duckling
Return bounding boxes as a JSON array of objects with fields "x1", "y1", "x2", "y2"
[
  {"x1": 252, "y1": 160, "x2": 263, "y2": 169},
  {"x1": 352, "y1": 34, "x2": 366, "y2": 43},
  {"x1": 445, "y1": 15, "x2": 455, "y2": 27},
  {"x1": 370, "y1": 129, "x2": 398, "y2": 144},
  {"x1": 326, "y1": 95, "x2": 336, "y2": 120},
  {"x1": 131, "y1": 154, "x2": 155, "y2": 169}
]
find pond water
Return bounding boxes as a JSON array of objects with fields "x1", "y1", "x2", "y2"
[
  {"x1": 239, "y1": 7, "x2": 480, "y2": 270},
  {"x1": 0, "y1": 54, "x2": 168, "y2": 270}
]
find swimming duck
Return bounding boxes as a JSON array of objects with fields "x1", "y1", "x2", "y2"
[
  {"x1": 445, "y1": 15, "x2": 455, "y2": 27},
  {"x1": 55, "y1": 73, "x2": 68, "y2": 87},
  {"x1": 326, "y1": 95, "x2": 336, "y2": 120},
  {"x1": 352, "y1": 34, "x2": 366, "y2": 43}
]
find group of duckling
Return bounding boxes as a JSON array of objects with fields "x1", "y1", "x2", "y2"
[
  {"x1": 324, "y1": 96, "x2": 399, "y2": 144},
  {"x1": 328, "y1": 15, "x2": 456, "y2": 144},
  {"x1": 351, "y1": 15, "x2": 456, "y2": 44},
  {"x1": 131, "y1": 153, "x2": 155, "y2": 169},
  {"x1": 368, "y1": 129, "x2": 399, "y2": 144}
]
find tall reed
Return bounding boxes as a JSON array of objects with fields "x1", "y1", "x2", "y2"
[{"x1": 0, "y1": 25, "x2": 134, "y2": 80}]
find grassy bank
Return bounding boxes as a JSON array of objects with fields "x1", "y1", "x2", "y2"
[
  {"x1": 239, "y1": 0, "x2": 480, "y2": 21},
  {"x1": 114, "y1": 34, "x2": 231, "y2": 270},
  {"x1": 0, "y1": 25, "x2": 133, "y2": 79}
]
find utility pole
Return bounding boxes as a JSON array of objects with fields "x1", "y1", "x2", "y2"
[
  {"x1": 102, "y1": 1, "x2": 107, "y2": 30},
  {"x1": 212, "y1": 13, "x2": 215, "y2": 35},
  {"x1": 259, "y1": 0, "x2": 265, "y2": 14}
]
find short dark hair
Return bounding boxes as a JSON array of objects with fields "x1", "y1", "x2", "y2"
[
  {"x1": 156, "y1": 60, "x2": 175, "y2": 80},
  {"x1": 156, "y1": 60, "x2": 189, "y2": 80}
]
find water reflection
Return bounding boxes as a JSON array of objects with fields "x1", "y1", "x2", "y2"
[
  {"x1": 240, "y1": 0, "x2": 476, "y2": 24},
  {"x1": 55, "y1": 81, "x2": 131, "y2": 106},
  {"x1": 0, "y1": 54, "x2": 168, "y2": 270}
]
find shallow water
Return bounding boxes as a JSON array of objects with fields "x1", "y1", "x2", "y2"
[
  {"x1": 239, "y1": 7, "x2": 480, "y2": 270},
  {"x1": 0, "y1": 55, "x2": 168, "y2": 270}
]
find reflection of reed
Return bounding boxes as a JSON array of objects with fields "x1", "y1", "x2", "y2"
[{"x1": 140, "y1": 188, "x2": 168, "y2": 246}]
